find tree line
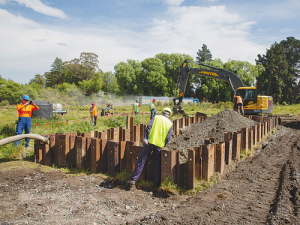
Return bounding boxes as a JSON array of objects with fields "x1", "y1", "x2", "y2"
[{"x1": 0, "y1": 37, "x2": 299, "y2": 105}]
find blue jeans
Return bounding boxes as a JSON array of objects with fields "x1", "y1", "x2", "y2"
[
  {"x1": 131, "y1": 144, "x2": 162, "y2": 185},
  {"x1": 15, "y1": 117, "x2": 31, "y2": 147}
]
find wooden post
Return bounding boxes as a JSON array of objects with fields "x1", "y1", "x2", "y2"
[
  {"x1": 161, "y1": 149, "x2": 179, "y2": 184},
  {"x1": 75, "y1": 136, "x2": 86, "y2": 169},
  {"x1": 232, "y1": 132, "x2": 241, "y2": 161},
  {"x1": 202, "y1": 143, "x2": 215, "y2": 181},
  {"x1": 107, "y1": 141, "x2": 120, "y2": 175},
  {"x1": 241, "y1": 128, "x2": 248, "y2": 155},
  {"x1": 57, "y1": 133, "x2": 70, "y2": 167},
  {"x1": 215, "y1": 142, "x2": 225, "y2": 174},
  {"x1": 90, "y1": 138, "x2": 100, "y2": 173},
  {"x1": 225, "y1": 139, "x2": 232, "y2": 165},
  {"x1": 100, "y1": 139, "x2": 108, "y2": 173},
  {"x1": 187, "y1": 148, "x2": 195, "y2": 189}
]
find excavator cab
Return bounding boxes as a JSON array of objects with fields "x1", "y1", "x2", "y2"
[{"x1": 235, "y1": 87, "x2": 273, "y2": 115}]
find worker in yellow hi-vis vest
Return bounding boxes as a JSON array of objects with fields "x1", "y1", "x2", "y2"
[
  {"x1": 127, "y1": 107, "x2": 173, "y2": 188},
  {"x1": 133, "y1": 99, "x2": 140, "y2": 115},
  {"x1": 90, "y1": 103, "x2": 98, "y2": 126}
]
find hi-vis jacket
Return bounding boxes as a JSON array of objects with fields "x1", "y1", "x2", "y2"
[
  {"x1": 90, "y1": 106, "x2": 98, "y2": 117},
  {"x1": 149, "y1": 102, "x2": 155, "y2": 110},
  {"x1": 16, "y1": 104, "x2": 39, "y2": 117},
  {"x1": 236, "y1": 96, "x2": 243, "y2": 104},
  {"x1": 148, "y1": 115, "x2": 173, "y2": 148},
  {"x1": 133, "y1": 102, "x2": 140, "y2": 113}
]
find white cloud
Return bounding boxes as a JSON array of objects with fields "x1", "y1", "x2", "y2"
[
  {"x1": 164, "y1": 0, "x2": 185, "y2": 6},
  {"x1": 0, "y1": 4, "x2": 267, "y2": 83},
  {"x1": 143, "y1": 5, "x2": 264, "y2": 63},
  {"x1": 10, "y1": 0, "x2": 69, "y2": 19}
]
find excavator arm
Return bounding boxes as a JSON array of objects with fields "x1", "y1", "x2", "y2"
[{"x1": 173, "y1": 60, "x2": 245, "y2": 116}]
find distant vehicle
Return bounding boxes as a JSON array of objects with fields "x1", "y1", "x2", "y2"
[
  {"x1": 193, "y1": 98, "x2": 200, "y2": 104},
  {"x1": 53, "y1": 103, "x2": 67, "y2": 115}
]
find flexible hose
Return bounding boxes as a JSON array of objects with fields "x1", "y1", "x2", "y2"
[{"x1": 0, "y1": 134, "x2": 49, "y2": 146}]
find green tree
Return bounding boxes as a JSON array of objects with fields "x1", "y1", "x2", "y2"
[
  {"x1": 45, "y1": 57, "x2": 65, "y2": 87},
  {"x1": 102, "y1": 71, "x2": 119, "y2": 93},
  {"x1": 0, "y1": 79, "x2": 24, "y2": 104},
  {"x1": 140, "y1": 57, "x2": 167, "y2": 96},
  {"x1": 114, "y1": 60, "x2": 142, "y2": 95},
  {"x1": 196, "y1": 44, "x2": 213, "y2": 64},
  {"x1": 78, "y1": 71, "x2": 102, "y2": 95},
  {"x1": 155, "y1": 53, "x2": 194, "y2": 96},
  {"x1": 28, "y1": 74, "x2": 46, "y2": 87},
  {"x1": 256, "y1": 37, "x2": 300, "y2": 104}
]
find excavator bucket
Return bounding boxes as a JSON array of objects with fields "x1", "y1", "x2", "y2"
[{"x1": 173, "y1": 98, "x2": 187, "y2": 117}]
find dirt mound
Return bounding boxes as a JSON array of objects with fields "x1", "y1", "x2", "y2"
[{"x1": 167, "y1": 109, "x2": 257, "y2": 163}]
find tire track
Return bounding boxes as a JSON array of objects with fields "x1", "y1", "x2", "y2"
[{"x1": 267, "y1": 139, "x2": 300, "y2": 224}]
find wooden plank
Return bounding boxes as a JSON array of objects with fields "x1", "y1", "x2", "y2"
[
  {"x1": 90, "y1": 138, "x2": 100, "y2": 173},
  {"x1": 75, "y1": 136, "x2": 86, "y2": 169},
  {"x1": 187, "y1": 148, "x2": 195, "y2": 189},
  {"x1": 232, "y1": 132, "x2": 241, "y2": 161},
  {"x1": 107, "y1": 141, "x2": 120, "y2": 175},
  {"x1": 202, "y1": 143, "x2": 214, "y2": 181},
  {"x1": 215, "y1": 142, "x2": 225, "y2": 174},
  {"x1": 161, "y1": 149, "x2": 179, "y2": 184}
]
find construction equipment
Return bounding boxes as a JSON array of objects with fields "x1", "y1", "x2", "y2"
[
  {"x1": 101, "y1": 103, "x2": 114, "y2": 116},
  {"x1": 173, "y1": 60, "x2": 273, "y2": 116}
]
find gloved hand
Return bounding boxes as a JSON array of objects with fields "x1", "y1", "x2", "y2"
[{"x1": 143, "y1": 138, "x2": 149, "y2": 145}]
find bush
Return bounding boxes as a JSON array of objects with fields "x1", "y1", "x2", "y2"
[
  {"x1": 0, "y1": 100, "x2": 9, "y2": 106},
  {"x1": 156, "y1": 101, "x2": 163, "y2": 107},
  {"x1": 0, "y1": 124, "x2": 16, "y2": 137}
]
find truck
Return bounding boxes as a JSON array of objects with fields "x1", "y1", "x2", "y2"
[{"x1": 173, "y1": 59, "x2": 273, "y2": 116}]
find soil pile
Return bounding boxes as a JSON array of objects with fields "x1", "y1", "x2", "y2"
[{"x1": 167, "y1": 109, "x2": 257, "y2": 163}]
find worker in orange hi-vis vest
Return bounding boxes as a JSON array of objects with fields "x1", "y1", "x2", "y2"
[
  {"x1": 15, "y1": 95, "x2": 39, "y2": 147},
  {"x1": 90, "y1": 103, "x2": 98, "y2": 126},
  {"x1": 235, "y1": 94, "x2": 244, "y2": 116}
]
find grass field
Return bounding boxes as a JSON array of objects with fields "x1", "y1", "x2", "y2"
[{"x1": 0, "y1": 101, "x2": 299, "y2": 160}]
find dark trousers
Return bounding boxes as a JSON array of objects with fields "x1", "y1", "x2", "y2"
[
  {"x1": 15, "y1": 117, "x2": 31, "y2": 147},
  {"x1": 92, "y1": 116, "x2": 97, "y2": 126},
  {"x1": 150, "y1": 109, "x2": 157, "y2": 120},
  {"x1": 131, "y1": 144, "x2": 162, "y2": 185}
]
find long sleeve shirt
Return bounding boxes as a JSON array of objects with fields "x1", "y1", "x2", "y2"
[{"x1": 16, "y1": 103, "x2": 39, "y2": 117}]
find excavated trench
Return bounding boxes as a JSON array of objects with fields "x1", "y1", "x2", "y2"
[{"x1": 167, "y1": 109, "x2": 257, "y2": 163}]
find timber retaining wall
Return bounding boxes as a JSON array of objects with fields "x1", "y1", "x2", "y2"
[{"x1": 34, "y1": 114, "x2": 279, "y2": 189}]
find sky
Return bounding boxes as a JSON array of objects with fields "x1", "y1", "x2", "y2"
[{"x1": 0, "y1": 0, "x2": 299, "y2": 84}]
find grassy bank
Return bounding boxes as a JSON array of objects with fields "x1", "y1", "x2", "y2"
[{"x1": 0, "y1": 102, "x2": 299, "y2": 161}]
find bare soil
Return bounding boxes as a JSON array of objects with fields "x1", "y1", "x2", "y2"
[{"x1": 1, "y1": 112, "x2": 300, "y2": 225}]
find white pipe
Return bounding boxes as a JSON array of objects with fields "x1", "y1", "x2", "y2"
[{"x1": 0, "y1": 134, "x2": 49, "y2": 146}]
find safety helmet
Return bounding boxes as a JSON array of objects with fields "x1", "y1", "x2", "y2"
[
  {"x1": 22, "y1": 95, "x2": 29, "y2": 100},
  {"x1": 136, "y1": 99, "x2": 139, "y2": 102},
  {"x1": 163, "y1": 107, "x2": 172, "y2": 115},
  {"x1": 92, "y1": 103, "x2": 95, "y2": 106},
  {"x1": 153, "y1": 99, "x2": 156, "y2": 102}
]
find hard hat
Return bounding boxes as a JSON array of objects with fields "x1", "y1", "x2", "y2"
[
  {"x1": 22, "y1": 95, "x2": 29, "y2": 100},
  {"x1": 163, "y1": 107, "x2": 172, "y2": 115},
  {"x1": 153, "y1": 99, "x2": 156, "y2": 102},
  {"x1": 92, "y1": 103, "x2": 95, "y2": 106},
  {"x1": 136, "y1": 99, "x2": 139, "y2": 102}
]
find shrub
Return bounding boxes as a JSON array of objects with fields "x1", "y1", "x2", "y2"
[{"x1": 0, "y1": 100, "x2": 9, "y2": 106}]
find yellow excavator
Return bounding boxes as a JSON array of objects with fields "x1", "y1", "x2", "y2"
[{"x1": 173, "y1": 60, "x2": 273, "y2": 116}]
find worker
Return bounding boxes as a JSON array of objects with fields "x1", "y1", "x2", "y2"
[
  {"x1": 90, "y1": 103, "x2": 98, "y2": 126},
  {"x1": 235, "y1": 94, "x2": 244, "y2": 116},
  {"x1": 133, "y1": 99, "x2": 140, "y2": 115},
  {"x1": 149, "y1": 99, "x2": 157, "y2": 119},
  {"x1": 15, "y1": 95, "x2": 39, "y2": 147},
  {"x1": 127, "y1": 107, "x2": 173, "y2": 188}
]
